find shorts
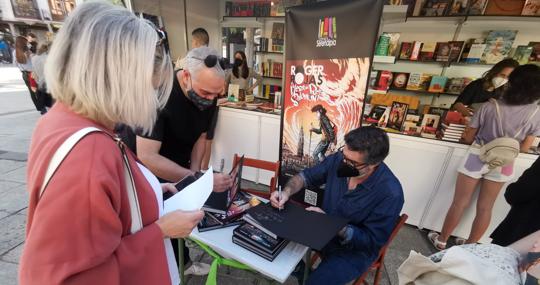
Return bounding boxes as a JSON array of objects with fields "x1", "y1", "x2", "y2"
[
  {"x1": 457, "y1": 144, "x2": 515, "y2": 183},
  {"x1": 206, "y1": 107, "x2": 219, "y2": 140}
]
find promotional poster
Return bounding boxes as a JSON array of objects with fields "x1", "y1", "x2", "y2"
[{"x1": 280, "y1": 0, "x2": 383, "y2": 204}]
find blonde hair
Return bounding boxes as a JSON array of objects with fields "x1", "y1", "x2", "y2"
[{"x1": 45, "y1": 1, "x2": 173, "y2": 133}]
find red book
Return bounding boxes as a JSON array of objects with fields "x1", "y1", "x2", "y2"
[{"x1": 324, "y1": 17, "x2": 329, "y2": 37}]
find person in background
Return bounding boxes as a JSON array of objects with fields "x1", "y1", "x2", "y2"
[
  {"x1": 137, "y1": 46, "x2": 233, "y2": 276},
  {"x1": 225, "y1": 50, "x2": 262, "y2": 96},
  {"x1": 14, "y1": 35, "x2": 46, "y2": 114},
  {"x1": 20, "y1": 2, "x2": 203, "y2": 284},
  {"x1": 26, "y1": 32, "x2": 38, "y2": 54},
  {"x1": 429, "y1": 64, "x2": 540, "y2": 251},
  {"x1": 31, "y1": 42, "x2": 54, "y2": 112},
  {"x1": 0, "y1": 34, "x2": 11, "y2": 63},
  {"x1": 175, "y1": 27, "x2": 209, "y2": 70},
  {"x1": 490, "y1": 155, "x2": 540, "y2": 246},
  {"x1": 452, "y1": 58, "x2": 519, "y2": 117},
  {"x1": 270, "y1": 127, "x2": 404, "y2": 285}
]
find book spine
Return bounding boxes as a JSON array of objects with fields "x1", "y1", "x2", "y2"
[{"x1": 333, "y1": 17, "x2": 337, "y2": 38}]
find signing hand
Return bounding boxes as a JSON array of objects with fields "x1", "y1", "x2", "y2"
[
  {"x1": 306, "y1": 206, "x2": 325, "y2": 214},
  {"x1": 213, "y1": 173, "x2": 233, "y2": 192},
  {"x1": 161, "y1": 183, "x2": 178, "y2": 195},
  {"x1": 155, "y1": 210, "x2": 204, "y2": 239},
  {"x1": 270, "y1": 190, "x2": 290, "y2": 210}
]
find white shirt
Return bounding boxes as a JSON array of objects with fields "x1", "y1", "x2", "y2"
[{"x1": 137, "y1": 163, "x2": 180, "y2": 285}]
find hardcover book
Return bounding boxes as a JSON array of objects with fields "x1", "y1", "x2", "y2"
[
  {"x1": 528, "y1": 42, "x2": 540, "y2": 62},
  {"x1": 421, "y1": 0, "x2": 452, "y2": 16},
  {"x1": 421, "y1": 114, "x2": 441, "y2": 129},
  {"x1": 387, "y1": 102, "x2": 409, "y2": 132},
  {"x1": 392, "y1": 73, "x2": 410, "y2": 89},
  {"x1": 482, "y1": 30, "x2": 518, "y2": 64},
  {"x1": 403, "y1": 121, "x2": 421, "y2": 135},
  {"x1": 407, "y1": 72, "x2": 432, "y2": 91},
  {"x1": 469, "y1": 0, "x2": 489, "y2": 14},
  {"x1": 378, "y1": 107, "x2": 391, "y2": 128},
  {"x1": 410, "y1": 41, "x2": 423, "y2": 61},
  {"x1": 448, "y1": 0, "x2": 469, "y2": 15},
  {"x1": 233, "y1": 223, "x2": 289, "y2": 261},
  {"x1": 522, "y1": 0, "x2": 540, "y2": 15},
  {"x1": 387, "y1": 33, "x2": 402, "y2": 57},
  {"x1": 447, "y1": 78, "x2": 466, "y2": 94},
  {"x1": 374, "y1": 71, "x2": 394, "y2": 91},
  {"x1": 435, "y1": 42, "x2": 451, "y2": 62},
  {"x1": 420, "y1": 42, "x2": 437, "y2": 61},
  {"x1": 399, "y1": 42, "x2": 414, "y2": 60},
  {"x1": 484, "y1": 0, "x2": 526, "y2": 15},
  {"x1": 466, "y1": 43, "x2": 487, "y2": 63},
  {"x1": 375, "y1": 33, "x2": 391, "y2": 56},
  {"x1": 203, "y1": 156, "x2": 244, "y2": 215},
  {"x1": 513, "y1": 45, "x2": 533, "y2": 65},
  {"x1": 245, "y1": 202, "x2": 348, "y2": 251},
  {"x1": 448, "y1": 41, "x2": 465, "y2": 62},
  {"x1": 366, "y1": 105, "x2": 390, "y2": 124},
  {"x1": 428, "y1": 76, "x2": 448, "y2": 93}
]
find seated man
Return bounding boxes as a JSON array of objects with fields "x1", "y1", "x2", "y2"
[{"x1": 270, "y1": 126, "x2": 404, "y2": 285}]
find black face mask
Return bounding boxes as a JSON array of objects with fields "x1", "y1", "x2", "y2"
[
  {"x1": 336, "y1": 161, "x2": 360, "y2": 178},
  {"x1": 187, "y1": 89, "x2": 214, "y2": 111},
  {"x1": 234, "y1": 58, "x2": 243, "y2": 66}
]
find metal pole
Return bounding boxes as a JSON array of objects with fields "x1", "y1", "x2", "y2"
[{"x1": 183, "y1": 0, "x2": 189, "y2": 52}]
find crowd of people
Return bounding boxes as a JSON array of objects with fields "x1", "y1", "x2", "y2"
[{"x1": 14, "y1": 2, "x2": 540, "y2": 285}]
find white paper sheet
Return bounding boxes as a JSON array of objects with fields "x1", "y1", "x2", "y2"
[{"x1": 163, "y1": 167, "x2": 214, "y2": 214}]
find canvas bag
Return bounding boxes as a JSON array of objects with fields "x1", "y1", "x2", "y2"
[
  {"x1": 37, "y1": 127, "x2": 143, "y2": 234},
  {"x1": 478, "y1": 99, "x2": 538, "y2": 169}
]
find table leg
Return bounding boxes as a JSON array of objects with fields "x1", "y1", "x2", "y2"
[
  {"x1": 303, "y1": 249, "x2": 312, "y2": 285},
  {"x1": 178, "y1": 238, "x2": 185, "y2": 285}
]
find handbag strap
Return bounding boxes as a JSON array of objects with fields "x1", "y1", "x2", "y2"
[
  {"x1": 38, "y1": 127, "x2": 143, "y2": 234},
  {"x1": 491, "y1": 99, "x2": 539, "y2": 139}
]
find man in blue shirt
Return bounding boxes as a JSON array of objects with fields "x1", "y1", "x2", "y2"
[{"x1": 270, "y1": 126, "x2": 404, "y2": 285}]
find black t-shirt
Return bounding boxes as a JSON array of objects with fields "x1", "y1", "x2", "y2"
[
  {"x1": 142, "y1": 71, "x2": 217, "y2": 170},
  {"x1": 454, "y1": 79, "x2": 503, "y2": 106}
]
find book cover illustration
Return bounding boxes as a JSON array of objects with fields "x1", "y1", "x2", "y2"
[
  {"x1": 228, "y1": 84, "x2": 240, "y2": 102},
  {"x1": 271, "y1": 23, "x2": 285, "y2": 46},
  {"x1": 366, "y1": 105, "x2": 389, "y2": 124},
  {"x1": 421, "y1": 114, "x2": 441, "y2": 129},
  {"x1": 410, "y1": 41, "x2": 423, "y2": 61},
  {"x1": 282, "y1": 58, "x2": 369, "y2": 177},
  {"x1": 428, "y1": 76, "x2": 448, "y2": 93},
  {"x1": 392, "y1": 73, "x2": 410, "y2": 89},
  {"x1": 448, "y1": 0, "x2": 469, "y2": 15},
  {"x1": 466, "y1": 43, "x2": 487, "y2": 63},
  {"x1": 403, "y1": 121, "x2": 421, "y2": 135},
  {"x1": 529, "y1": 42, "x2": 540, "y2": 62},
  {"x1": 420, "y1": 42, "x2": 437, "y2": 61},
  {"x1": 374, "y1": 71, "x2": 394, "y2": 91},
  {"x1": 378, "y1": 107, "x2": 391, "y2": 128},
  {"x1": 406, "y1": 72, "x2": 423, "y2": 90},
  {"x1": 421, "y1": 0, "x2": 452, "y2": 16},
  {"x1": 522, "y1": 0, "x2": 540, "y2": 15},
  {"x1": 482, "y1": 30, "x2": 518, "y2": 64},
  {"x1": 485, "y1": 0, "x2": 526, "y2": 15},
  {"x1": 448, "y1": 41, "x2": 465, "y2": 62},
  {"x1": 387, "y1": 102, "x2": 409, "y2": 132},
  {"x1": 399, "y1": 42, "x2": 414, "y2": 60},
  {"x1": 435, "y1": 42, "x2": 451, "y2": 62},
  {"x1": 469, "y1": 0, "x2": 489, "y2": 14},
  {"x1": 513, "y1": 45, "x2": 533, "y2": 65},
  {"x1": 447, "y1": 77, "x2": 466, "y2": 94},
  {"x1": 387, "y1": 33, "x2": 401, "y2": 57},
  {"x1": 375, "y1": 33, "x2": 391, "y2": 56}
]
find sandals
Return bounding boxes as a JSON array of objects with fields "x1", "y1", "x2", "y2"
[
  {"x1": 428, "y1": 231, "x2": 447, "y2": 251},
  {"x1": 455, "y1": 237, "x2": 467, "y2": 246}
]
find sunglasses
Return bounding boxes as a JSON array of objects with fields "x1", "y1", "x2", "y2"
[
  {"x1": 155, "y1": 29, "x2": 166, "y2": 47},
  {"x1": 191, "y1": 55, "x2": 226, "y2": 70},
  {"x1": 338, "y1": 146, "x2": 367, "y2": 169}
]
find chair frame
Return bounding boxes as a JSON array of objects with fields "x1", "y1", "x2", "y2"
[
  {"x1": 310, "y1": 214, "x2": 409, "y2": 285},
  {"x1": 233, "y1": 153, "x2": 279, "y2": 198}
]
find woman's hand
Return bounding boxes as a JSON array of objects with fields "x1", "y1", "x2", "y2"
[
  {"x1": 155, "y1": 210, "x2": 204, "y2": 239},
  {"x1": 161, "y1": 183, "x2": 178, "y2": 194}
]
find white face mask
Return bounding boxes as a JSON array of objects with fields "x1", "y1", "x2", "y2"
[{"x1": 492, "y1": 77, "x2": 508, "y2": 89}]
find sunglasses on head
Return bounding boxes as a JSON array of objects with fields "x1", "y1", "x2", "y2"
[
  {"x1": 155, "y1": 28, "x2": 166, "y2": 47},
  {"x1": 191, "y1": 55, "x2": 226, "y2": 70}
]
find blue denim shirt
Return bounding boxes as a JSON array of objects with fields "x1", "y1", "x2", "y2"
[{"x1": 301, "y1": 152, "x2": 404, "y2": 258}]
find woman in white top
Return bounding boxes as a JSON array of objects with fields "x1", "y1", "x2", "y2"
[
  {"x1": 15, "y1": 35, "x2": 45, "y2": 114},
  {"x1": 226, "y1": 50, "x2": 262, "y2": 95}
]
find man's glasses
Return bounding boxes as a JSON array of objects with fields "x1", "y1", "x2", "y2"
[
  {"x1": 338, "y1": 146, "x2": 367, "y2": 169},
  {"x1": 190, "y1": 55, "x2": 226, "y2": 70}
]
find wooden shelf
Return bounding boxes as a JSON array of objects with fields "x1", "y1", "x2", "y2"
[{"x1": 368, "y1": 88, "x2": 459, "y2": 97}]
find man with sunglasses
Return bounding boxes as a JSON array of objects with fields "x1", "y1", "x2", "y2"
[
  {"x1": 137, "y1": 46, "x2": 232, "y2": 276},
  {"x1": 270, "y1": 126, "x2": 404, "y2": 285}
]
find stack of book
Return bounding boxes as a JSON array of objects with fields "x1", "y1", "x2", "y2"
[
  {"x1": 232, "y1": 222, "x2": 288, "y2": 261},
  {"x1": 259, "y1": 84, "x2": 282, "y2": 99},
  {"x1": 441, "y1": 123, "x2": 466, "y2": 142}
]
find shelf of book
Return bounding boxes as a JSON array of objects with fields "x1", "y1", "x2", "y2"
[
  {"x1": 402, "y1": 15, "x2": 540, "y2": 24},
  {"x1": 262, "y1": 76, "x2": 282, "y2": 80},
  {"x1": 368, "y1": 88, "x2": 459, "y2": 97}
]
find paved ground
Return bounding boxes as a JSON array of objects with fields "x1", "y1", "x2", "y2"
[{"x1": 0, "y1": 66, "x2": 435, "y2": 284}]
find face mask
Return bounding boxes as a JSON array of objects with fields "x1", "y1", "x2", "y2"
[
  {"x1": 234, "y1": 58, "x2": 243, "y2": 66},
  {"x1": 188, "y1": 89, "x2": 214, "y2": 111},
  {"x1": 492, "y1": 77, "x2": 508, "y2": 89},
  {"x1": 336, "y1": 161, "x2": 360, "y2": 178}
]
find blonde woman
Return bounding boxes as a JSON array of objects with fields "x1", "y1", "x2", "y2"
[{"x1": 20, "y1": 2, "x2": 203, "y2": 284}]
